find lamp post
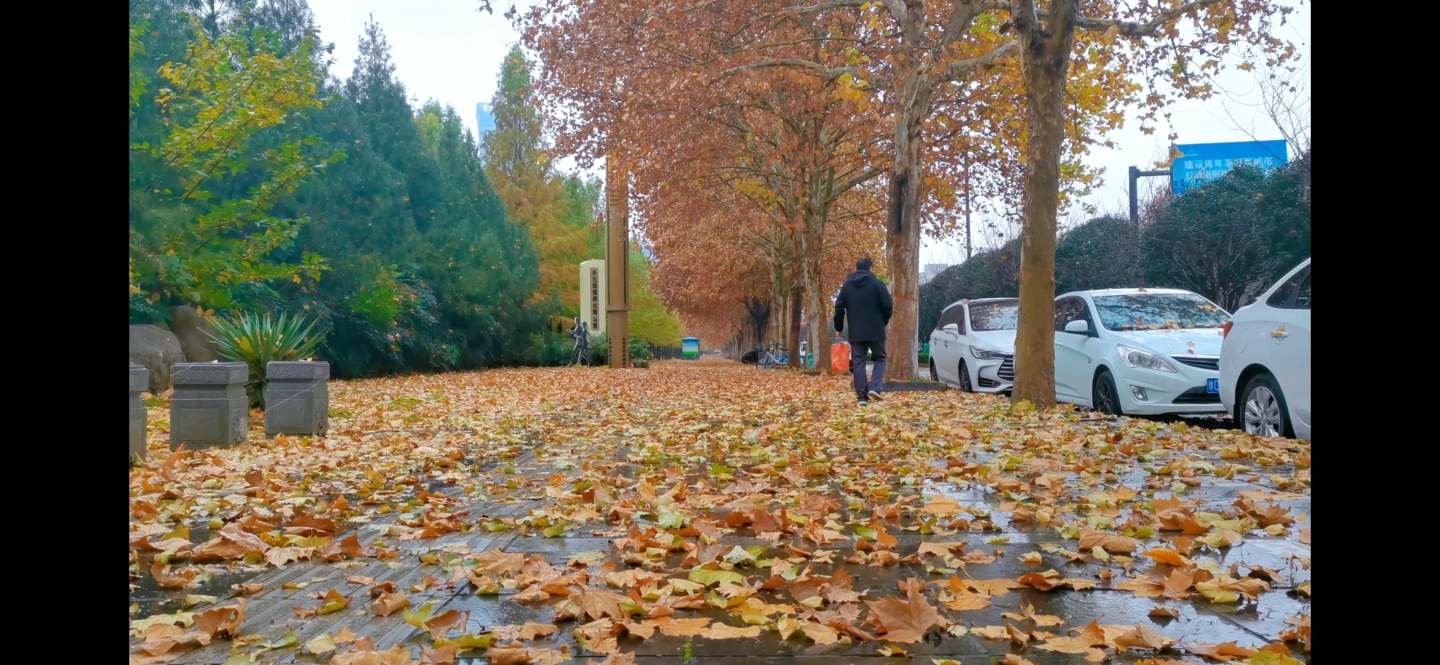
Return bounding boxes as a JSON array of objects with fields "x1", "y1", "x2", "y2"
[{"x1": 605, "y1": 153, "x2": 631, "y2": 368}]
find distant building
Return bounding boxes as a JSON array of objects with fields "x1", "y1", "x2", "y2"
[
  {"x1": 921, "y1": 264, "x2": 950, "y2": 285},
  {"x1": 475, "y1": 102, "x2": 496, "y2": 138}
]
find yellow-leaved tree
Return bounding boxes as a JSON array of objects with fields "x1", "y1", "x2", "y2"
[{"x1": 483, "y1": 46, "x2": 596, "y2": 327}]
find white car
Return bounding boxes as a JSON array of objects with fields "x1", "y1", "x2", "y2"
[
  {"x1": 1053, "y1": 288, "x2": 1230, "y2": 415},
  {"x1": 928, "y1": 298, "x2": 1018, "y2": 392},
  {"x1": 1219, "y1": 259, "x2": 1311, "y2": 440}
]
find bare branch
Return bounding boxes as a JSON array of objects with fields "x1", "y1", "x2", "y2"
[
  {"x1": 994, "y1": 0, "x2": 1227, "y2": 38},
  {"x1": 718, "y1": 59, "x2": 858, "y2": 80},
  {"x1": 944, "y1": 40, "x2": 1017, "y2": 80},
  {"x1": 787, "y1": 0, "x2": 869, "y2": 14}
]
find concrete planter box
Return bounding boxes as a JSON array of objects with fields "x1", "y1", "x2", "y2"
[
  {"x1": 265, "y1": 361, "x2": 329, "y2": 437},
  {"x1": 129, "y1": 364, "x2": 149, "y2": 463},
  {"x1": 170, "y1": 362, "x2": 249, "y2": 449}
]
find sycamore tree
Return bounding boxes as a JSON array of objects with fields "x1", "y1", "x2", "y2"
[
  {"x1": 519, "y1": 1, "x2": 886, "y2": 371},
  {"x1": 1002, "y1": 0, "x2": 1299, "y2": 407},
  {"x1": 516, "y1": 0, "x2": 1126, "y2": 379},
  {"x1": 129, "y1": 13, "x2": 341, "y2": 308}
]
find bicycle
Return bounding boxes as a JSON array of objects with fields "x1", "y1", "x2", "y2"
[{"x1": 758, "y1": 343, "x2": 789, "y2": 369}]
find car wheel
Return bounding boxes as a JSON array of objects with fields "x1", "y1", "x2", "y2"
[
  {"x1": 1240, "y1": 373, "x2": 1293, "y2": 438},
  {"x1": 1093, "y1": 369, "x2": 1123, "y2": 416},
  {"x1": 958, "y1": 361, "x2": 973, "y2": 392},
  {"x1": 929, "y1": 358, "x2": 939, "y2": 382}
]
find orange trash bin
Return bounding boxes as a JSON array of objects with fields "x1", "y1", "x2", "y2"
[{"x1": 831, "y1": 342, "x2": 850, "y2": 373}]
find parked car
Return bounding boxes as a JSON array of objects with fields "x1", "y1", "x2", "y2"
[
  {"x1": 928, "y1": 298, "x2": 1018, "y2": 392},
  {"x1": 1053, "y1": 288, "x2": 1229, "y2": 415},
  {"x1": 1219, "y1": 259, "x2": 1311, "y2": 440}
]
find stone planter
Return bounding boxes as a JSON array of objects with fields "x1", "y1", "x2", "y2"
[
  {"x1": 265, "y1": 361, "x2": 329, "y2": 437},
  {"x1": 129, "y1": 364, "x2": 149, "y2": 463},
  {"x1": 170, "y1": 362, "x2": 249, "y2": 449}
]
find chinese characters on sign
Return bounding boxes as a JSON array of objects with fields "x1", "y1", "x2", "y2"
[
  {"x1": 1171, "y1": 140, "x2": 1288, "y2": 195},
  {"x1": 589, "y1": 267, "x2": 601, "y2": 331}
]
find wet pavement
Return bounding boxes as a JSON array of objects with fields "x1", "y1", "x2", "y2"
[{"x1": 130, "y1": 362, "x2": 1310, "y2": 664}]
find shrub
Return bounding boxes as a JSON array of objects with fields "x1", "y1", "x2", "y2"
[{"x1": 207, "y1": 311, "x2": 327, "y2": 408}]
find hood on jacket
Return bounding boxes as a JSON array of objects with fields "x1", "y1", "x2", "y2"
[{"x1": 846, "y1": 270, "x2": 877, "y2": 286}]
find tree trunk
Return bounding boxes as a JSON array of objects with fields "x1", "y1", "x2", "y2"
[
  {"x1": 1010, "y1": 0, "x2": 1078, "y2": 408},
  {"x1": 885, "y1": 145, "x2": 923, "y2": 381},
  {"x1": 787, "y1": 287, "x2": 803, "y2": 368},
  {"x1": 802, "y1": 251, "x2": 832, "y2": 374}
]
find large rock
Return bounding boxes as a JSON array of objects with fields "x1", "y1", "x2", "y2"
[
  {"x1": 170, "y1": 306, "x2": 218, "y2": 362},
  {"x1": 129, "y1": 325, "x2": 186, "y2": 392}
]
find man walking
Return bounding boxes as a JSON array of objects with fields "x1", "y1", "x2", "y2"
[{"x1": 833, "y1": 257, "x2": 893, "y2": 405}]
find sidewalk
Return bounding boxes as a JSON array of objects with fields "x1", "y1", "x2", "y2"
[{"x1": 130, "y1": 361, "x2": 1310, "y2": 664}]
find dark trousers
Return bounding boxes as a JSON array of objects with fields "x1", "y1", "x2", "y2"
[{"x1": 850, "y1": 341, "x2": 886, "y2": 398}]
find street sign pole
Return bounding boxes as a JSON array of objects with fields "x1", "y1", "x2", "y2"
[{"x1": 1128, "y1": 166, "x2": 1172, "y2": 225}]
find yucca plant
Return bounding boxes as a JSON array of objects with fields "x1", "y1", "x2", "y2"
[{"x1": 206, "y1": 311, "x2": 327, "y2": 409}]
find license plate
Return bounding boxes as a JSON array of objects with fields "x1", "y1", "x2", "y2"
[{"x1": 1206, "y1": 378, "x2": 1220, "y2": 394}]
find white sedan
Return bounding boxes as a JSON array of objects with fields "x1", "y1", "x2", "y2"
[
  {"x1": 928, "y1": 298, "x2": 1018, "y2": 392},
  {"x1": 1053, "y1": 288, "x2": 1230, "y2": 415},
  {"x1": 1219, "y1": 259, "x2": 1311, "y2": 440}
]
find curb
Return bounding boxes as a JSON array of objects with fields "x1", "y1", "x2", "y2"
[{"x1": 881, "y1": 381, "x2": 948, "y2": 392}]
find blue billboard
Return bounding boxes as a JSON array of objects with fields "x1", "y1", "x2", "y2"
[{"x1": 1171, "y1": 140, "x2": 1288, "y2": 195}]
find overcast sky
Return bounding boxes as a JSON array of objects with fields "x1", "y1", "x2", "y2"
[{"x1": 306, "y1": 0, "x2": 1310, "y2": 268}]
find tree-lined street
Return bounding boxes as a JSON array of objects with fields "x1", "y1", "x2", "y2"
[{"x1": 129, "y1": 2, "x2": 1311, "y2": 663}]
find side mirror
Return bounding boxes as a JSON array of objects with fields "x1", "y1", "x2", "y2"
[
  {"x1": 1064, "y1": 319, "x2": 1090, "y2": 334},
  {"x1": 942, "y1": 323, "x2": 959, "y2": 334}
]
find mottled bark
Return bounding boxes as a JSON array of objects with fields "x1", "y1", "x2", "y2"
[
  {"x1": 885, "y1": 140, "x2": 924, "y2": 380},
  {"x1": 802, "y1": 251, "x2": 832, "y2": 373},
  {"x1": 1010, "y1": 0, "x2": 1078, "y2": 408},
  {"x1": 787, "y1": 287, "x2": 804, "y2": 368}
]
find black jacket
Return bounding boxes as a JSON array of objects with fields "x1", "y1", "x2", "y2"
[{"x1": 833, "y1": 270, "x2": 893, "y2": 342}]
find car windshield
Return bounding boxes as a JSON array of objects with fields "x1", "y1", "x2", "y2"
[
  {"x1": 1092, "y1": 293, "x2": 1229, "y2": 331},
  {"x1": 969, "y1": 300, "x2": 1019, "y2": 331}
]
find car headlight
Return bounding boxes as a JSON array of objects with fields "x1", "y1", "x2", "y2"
[
  {"x1": 1116, "y1": 345, "x2": 1177, "y2": 373},
  {"x1": 970, "y1": 347, "x2": 1008, "y2": 359}
]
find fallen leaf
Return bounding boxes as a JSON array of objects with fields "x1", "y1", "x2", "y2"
[
  {"x1": 1182, "y1": 640, "x2": 1256, "y2": 661},
  {"x1": 655, "y1": 617, "x2": 711, "y2": 637},
  {"x1": 1079, "y1": 528, "x2": 1141, "y2": 554},
  {"x1": 1195, "y1": 577, "x2": 1269, "y2": 603},
  {"x1": 799, "y1": 622, "x2": 839, "y2": 645},
  {"x1": 700, "y1": 623, "x2": 762, "y2": 639},
  {"x1": 1113, "y1": 624, "x2": 1177, "y2": 651},
  {"x1": 371, "y1": 591, "x2": 410, "y2": 617},
  {"x1": 420, "y1": 646, "x2": 459, "y2": 665},
  {"x1": 304, "y1": 633, "x2": 338, "y2": 655},
  {"x1": 194, "y1": 598, "x2": 247, "y2": 638},
  {"x1": 192, "y1": 524, "x2": 269, "y2": 562},
  {"x1": 865, "y1": 579, "x2": 940, "y2": 643},
  {"x1": 521, "y1": 622, "x2": 559, "y2": 641}
]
